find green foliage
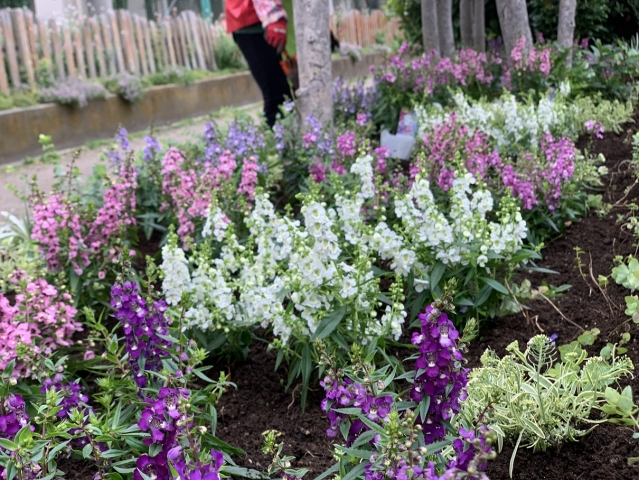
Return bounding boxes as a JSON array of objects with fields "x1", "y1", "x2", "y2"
[
  {"x1": 0, "y1": 89, "x2": 39, "y2": 111},
  {"x1": 528, "y1": 0, "x2": 611, "y2": 42},
  {"x1": 143, "y1": 67, "x2": 212, "y2": 87},
  {"x1": 0, "y1": 213, "x2": 44, "y2": 292},
  {"x1": 602, "y1": 386, "x2": 639, "y2": 465},
  {"x1": 35, "y1": 59, "x2": 55, "y2": 88},
  {"x1": 612, "y1": 256, "x2": 639, "y2": 291},
  {"x1": 460, "y1": 335, "x2": 633, "y2": 476},
  {"x1": 213, "y1": 33, "x2": 248, "y2": 71},
  {"x1": 0, "y1": 0, "x2": 32, "y2": 7},
  {"x1": 569, "y1": 95, "x2": 635, "y2": 135},
  {"x1": 567, "y1": 41, "x2": 639, "y2": 101},
  {"x1": 624, "y1": 295, "x2": 639, "y2": 323}
]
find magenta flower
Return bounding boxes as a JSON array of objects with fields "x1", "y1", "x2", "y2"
[
  {"x1": 139, "y1": 408, "x2": 169, "y2": 443},
  {"x1": 134, "y1": 454, "x2": 169, "y2": 480},
  {"x1": 429, "y1": 315, "x2": 459, "y2": 348}
]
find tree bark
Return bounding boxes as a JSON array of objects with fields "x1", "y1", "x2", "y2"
[
  {"x1": 495, "y1": 0, "x2": 533, "y2": 59},
  {"x1": 472, "y1": 0, "x2": 485, "y2": 52},
  {"x1": 421, "y1": 0, "x2": 439, "y2": 55},
  {"x1": 436, "y1": 0, "x2": 454, "y2": 57},
  {"x1": 460, "y1": 0, "x2": 473, "y2": 49},
  {"x1": 292, "y1": 0, "x2": 333, "y2": 125},
  {"x1": 557, "y1": 0, "x2": 577, "y2": 66}
]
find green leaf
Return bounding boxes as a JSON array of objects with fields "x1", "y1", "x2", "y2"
[
  {"x1": 480, "y1": 277, "x2": 509, "y2": 295},
  {"x1": 430, "y1": 261, "x2": 446, "y2": 289},
  {"x1": 521, "y1": 418, "x2": 545, "y2": 439},
  {"x1": 0, "y1": 439, "x2": 18, "y2": 451},
  {"x1": 300, "y1": 344, "x2": 312, "y2": 412},
  {"x1": 192, "y1": 368, "x2": 217, "y2": 384},
  {"x1": 336, "y1": 446, "x2": 374, "y2": 459},
  {"x1": 509, "y1": 431, "x2": 523, "y2": 478},
  {"x1": 419, "y1": 396, "x2": 431, "y2": 423},
  {"x1": 311, "y1": 306, "x2": 347, "y2": 340},
  {"x1": 341, "y1": 461, "x2": 366, "y2": 480},
  {"x1": 47, "y1": 441, "x2": 71, "y2": 461},
  {"x1": 223, "y1": 466, "x2": 267, "y2": 479},
  {"x1": 312, "y1": 463, "x2": 340, "y2": 480},
  {"x1": 82, "y1": 443, "x2": 93, "y2": 459},
  {"x1": 474, "y1": 283, "x2": 492, "y2": 307},
  {"x1": 202, "y1": 433, "x2": 246, "y2": 456}
]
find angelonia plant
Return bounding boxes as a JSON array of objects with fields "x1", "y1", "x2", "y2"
[
  {"x1": 158, "y1": 149, "x2": 538, "y2": 408},
  {"x1": 318, "y1": 285, "x2": 496, "y2": 480},
  {"x1": 0, "y1": 252, "x2": 241, "y2": 480}
]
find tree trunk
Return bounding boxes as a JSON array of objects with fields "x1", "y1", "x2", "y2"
[
  {"x1": 472, "y1": 0, "x2": 485, "y2": 52},
  {"x1": 292, "y1": 0, "x2": 333, "y2": 125},
  {"x1": 421, "y1": 0, "x2": 439, "y2": 55},
  {"x1": 557, "y1": 0, "x2": 577, "y2": 66},
  {"x1": 495, "y1": 0, "x2": 533, "y2": 59},
  {"x1": 436, "y1": 0, "x2": 454, "y2": 57},
  {"x1": 460, "y1": 0, "x2": 473, "y2": 49}
]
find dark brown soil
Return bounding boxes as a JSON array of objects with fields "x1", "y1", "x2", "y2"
[
  {"x1": 215, "y1": 341, "x2": 334, "y2": 473},
  {"x1": 216, "y1": 124, "x2": 639, "y2": 479}
]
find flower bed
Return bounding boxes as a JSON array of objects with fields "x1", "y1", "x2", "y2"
[{"x1": 2, "y1": 37, "x2": 639, "y2": 480}]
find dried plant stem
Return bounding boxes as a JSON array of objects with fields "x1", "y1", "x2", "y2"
[{"x1": 539, "y1": 293, "x2": 585, "y2": 332}]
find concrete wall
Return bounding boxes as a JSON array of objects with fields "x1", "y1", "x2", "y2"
[{"x1": 0, "y1": 53, "x2": 384, "y2": 165}]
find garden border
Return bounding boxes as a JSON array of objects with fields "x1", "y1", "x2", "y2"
[{"x1": 0, "y1": 52, "x2": 384, "y2": 165}]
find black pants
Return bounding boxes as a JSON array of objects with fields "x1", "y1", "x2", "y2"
[{"x1": 233, "y1": 31, "x2": 291, "y2": 128}]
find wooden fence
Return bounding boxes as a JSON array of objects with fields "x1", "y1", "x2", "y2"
[
  {"x1": 0, "y1": 7, "x2": 220, "y2": 94},
  {"x1": 331, "y1": 9, "x2": 403, "y2": 48},
  {"x1": 0, "y1": 7, "x2": 400, "y2": 95}
]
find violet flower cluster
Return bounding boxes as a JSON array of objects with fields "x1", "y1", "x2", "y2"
[
  {"x1": 321, "y1": 375, "x2": 392, "y2": 446},
  {"x1": 135, "y1": 388, "x2": 224, "y2": 480},
  {"x1": 0, "y1": 394, "x2": 33, "y2": 479},
  {"x1": 110, "y1": 281, "x2": 172, "y2": 388},
  {"x1": 41, "y1": 376, "x2": 89, "y2": 419},
  {"x1": 333, "y1": 77, "x2": 377, "y2": 125},
  {"x1": 321, "y1": 300, "x2": 494, "y2": 480},
  {"x1": 143, "y1": 133, "x2": 163, "y2": 162},
  {"x1": 107, "y1": 127, "x2": 131, "y2": 165},
  {"x1": 39, "y1": 77, "x2": 108, "y2": 108},
  {"x1": 410, "y1": 305, "x2": 468, "y2": 443},
  {"x1": 372, "y1": 42, "x2": 498, "y2": 98},
  {"x1": 225, "y1": 119, "x2": 265, "y2": 158}
]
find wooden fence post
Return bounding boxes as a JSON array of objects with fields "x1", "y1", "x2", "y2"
[
  {"x1": 73, "y1": 26, "x2": 86, "y2": 78},
  {"x1": 83, "y1": 23, "x2": 97, "y2": 78},
  {"x1": 49, "y1": 19, "x2": 65, "y2": 79},
  {"x1": 90, "y1": 17, "x2": 107, "y2": 77},
  {"x1": 37, "y1": 19, "x2": 53, "y2": 78},
  {"x1": 10, "y1": 9, "x2": 35, "y2": 85},
  {"x1": 0, "y1": 24, "x2": 10, "y2": 94},
  {"x1": 108, "y1": 11, "x2": 125, "y2": 73}
]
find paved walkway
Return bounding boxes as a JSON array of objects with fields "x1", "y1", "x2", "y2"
[{"x1": 0, "y1": 103, "x2": 261, "y2": 221}]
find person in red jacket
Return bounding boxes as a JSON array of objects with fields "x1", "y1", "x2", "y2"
[{"x1": 226, "y1": 0, "x2": 291, "y2": 128}]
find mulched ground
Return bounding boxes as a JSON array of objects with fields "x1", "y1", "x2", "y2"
[{"x1": 215, "y1": 122, "x2": 639, "y2": 479}]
